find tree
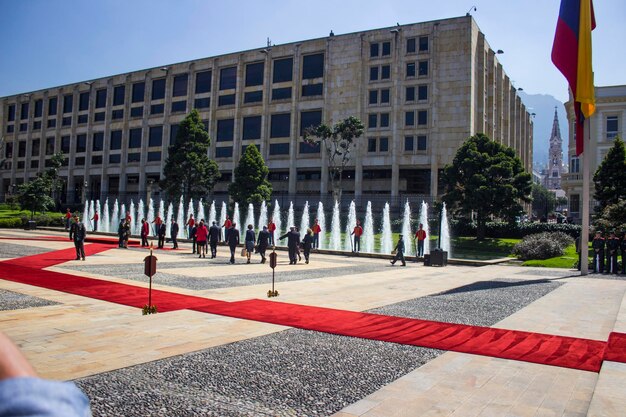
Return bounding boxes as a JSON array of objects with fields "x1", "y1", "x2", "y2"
[
  {"x1": 595, "y1": 199, "x2": 626, "y2": 234},
  {"x1": 531, "y1": 183, "x2": 556, "y2": 219},
  {"x1": 228, "y1": 145, "x2": 272, "y2": 204},
  {"x1": 17, "y1": 175, "x2": 55, "y2": 219},
  {"x1": 593, "y1": 136, "x2": 626, "y2": 213},
  {"x1": 442, "y1": 134, "x2": 532, "y2": 240},
  {"x1": 303, "y1": 116, "x2": 364, "y2": 201},
  {"x1": 47, "y1": 152, "x2": 65, "y2": 208},
  {"x1": 161, "y1": 109, "x2": 220, "y2": 202}
]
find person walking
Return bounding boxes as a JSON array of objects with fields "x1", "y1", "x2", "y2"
[
  {"x1": 195, "y1": 221, "x2": 208, "y2": 258},
  {"x1": 267, "y1": 218, "x2": 276, "y2": 246},
  {"x1": 351, "y1": 220, "x2": 363, "y2": 253},
  {"x1": 140, "y1": 218, "x2": 149, "y2": 247},
  {"x1": 157, "y1": 221, "x2": 166, "y2": 249},
  {"x1": 227, "y1": 223, "x2": 240, "y2": 264},
  {"x1": 71, "y1": 215, "x2": 86, "y2": 261},
  {"x1": 90, "y1": 211, "x2": 99, "y2": 232},
  {"x1": 390, "y1": 234, "x2": 406, "y2": 266},
  {"x1": 151, "y1": 215, "x2": 163, "y2": 236},
  {"x1": 117, "y1": 218, "x2": 126, "y2": 248},
  {"x1": 186, "y1": 214, "x2": 195, "y2": 239},
  {"x1": 592, "y1": 231, "x2": 605, "y2": 273},
  {"x1": 245, "y1": 224, "x2": 256, "y2": 264},
  {"x1": 257, "y1": 225, "x2": 270, "y2": 263},
  {"x1": 223, "y1": 215, "x2": 232, "y2": 243},
  {"x1": 123, "y1": 220, "x2": 131, "y2": 248},
  {"x1": 606, "y1": 231, "x2": 620, "y2": 274},
  {"x1": 301, "y1": 228, "x2": 314, "y2": 264},
  {"x1": 208, "y1": 221, "x2": 220, "y2": 259},
  {"x1": 279, "y1": 227, "x2": 301, "y2": 265},
  {"x1": 190, "y1": 223, "x2": 198, "y2": 254},
  {"x1": 170, "y1": 219, "x2": 179, "y2": 249},
  {"x1": 415, "y1": 223, "x2": 427, "y2": 258},
  {"x1": 312, "y1": 219, "x2": 321, "y2": 249}
]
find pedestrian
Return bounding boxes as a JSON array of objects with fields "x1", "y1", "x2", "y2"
[
  {"x1": 312, "y1": 218, "x2": 321, "y2": 249},
  {"x1": 351, "y1": 220, "x2": 363, "y2": 252},
  {"x1": 245, "y1": 224, "x2": 255, "y2": 264},
  {"x1": 295, "y1": 227, "x2": 302, "y2": 261},
  {"x1": 125, "y1": 211, "x2": 132, "y2": 224},
  {"x1": 157, "y1": 221, "x2": 166, "y2": 249},
  {"x1": 195, "y1": 220, "x2": 208, "y2": 258},
  {"x1": 415, "y1": 223, "x2": 426, "y2": 258},
  {"x1": 170, "y1": 219, "x2": 179, "y2": 249},
  {"x1": 123, "y1": 220, "x2": 131, "y2": 248},
  {"x1": 257, "y1": 225, "x2": 270, "y2": 263},
  {"x1": 71, "y1": 215, "x2": 86, "y2": 261},
  {"x1": 267, "y1": 218, "x2": 276, "y2": 246},
  {"x1": 223, "y1": 215, "x2": 232, "y2": 243},
  {"x1": 117, "y1": 218, "x2": 126, "y2": 248},
  {"x1": 189, "y1": 223, "x2": 197, "y2": 254},
  {"x1": 606, "y1": 231, "x2": 620, "y2": 274},
  {"x1": 64, "y1": 208, "x2": 72, "y2": 231},
  {"x1": 279, "y1": 226, "x2": 301, "y2": 265},
  {"x1": 301, "y1": 228, "x2": 314, "y2": 264},
  {"x1": 621, "y1": 231, "x2": 626, "y2": 274},
  {"x1": 227, "y1": 223, "x2": 240, "y2": 264},
  {"x1": 90, "y1": 211, "x2": 99, "y2": 232},
  {"x1": 208, "y1": 221, "x2": 220, "y2": 258},
  {"x1": 390, "y1": 234, "x2": 406, "y2": 266},
  {"x1": 592, "y1": 231, "x2": 605, "y2": 273},
  {"x1": 151, "y1": 215, "x2": 163, "y2": 236},
  {"x1": 140, "y1": 218, "x2": 149, "y2": 247},
  {"x1": 186, "y1": 214, "x2": 195, "y2": 239}
]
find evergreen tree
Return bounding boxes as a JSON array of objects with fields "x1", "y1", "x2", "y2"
[
  {"x1": 18, "y1": 175, "x2": 55, "y2": 219},
  {"x1": 161, "y1": 109, "x2": 220, "y2": 202},
  {"x1": 228, "y1": 145, "x2": 272, "y2": 204},
  {"x1": 442, "y1": 134, "x2": 532, "y2": 240},
  {"x1": 593, "y1": 136, "x2": 626, "y2": 212}
]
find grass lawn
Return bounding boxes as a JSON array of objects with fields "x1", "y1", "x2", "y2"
[
  {"x1": 451, "y1": 237, "x2": 520, "y2": 260},
  {"x1": 522, "y1": 244, "x2": 579, "y2": 268}
]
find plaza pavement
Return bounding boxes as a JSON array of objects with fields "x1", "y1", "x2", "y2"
[{"x1": 0, "y1": 228, "x2": 624, "y2": 416}]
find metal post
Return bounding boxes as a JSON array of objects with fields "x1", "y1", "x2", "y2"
[{"x1": 580, "y1": 121, "x2": 591, "y2": 276}]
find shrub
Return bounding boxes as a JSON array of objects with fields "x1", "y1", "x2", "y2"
[
  {"x1": 0, "y1": 218, "x2": 24, "y2": 228},
  {"x1": 450, "y1": 219, "x2": 581, "y2": 239},
  {"x1": 512, "y1": 232, "x2": 574, "y2": 260}
]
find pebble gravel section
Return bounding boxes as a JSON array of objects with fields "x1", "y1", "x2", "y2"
[
  {"x1": 75, "y1": 277, "x2": 561, "y2": 417},
  {"x1": 0, "y1": 242, "x2": 51, "y2": 259},
  {"x1": 0, "y1": 289, "x2": 59, "y2": 311}
]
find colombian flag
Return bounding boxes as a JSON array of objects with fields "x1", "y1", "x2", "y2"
[{"x1": 551, "y1": 0, "x2": 596, "y2": 156}]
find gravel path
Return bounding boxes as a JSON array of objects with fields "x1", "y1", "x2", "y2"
[
  {"x1": 0, "y1": 289, "x2": 59, "y2": 311},
  {"x1": 0, "y1": 242, "x2": 50, "y2": 259}
]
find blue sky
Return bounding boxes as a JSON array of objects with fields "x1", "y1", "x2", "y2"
[{"x1": 0, "y1": 0, "x2": 624, "y2": 102}]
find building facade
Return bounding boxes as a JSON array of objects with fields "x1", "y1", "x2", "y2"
[
  {"x1": 0, "y1": 16, "x2": 532, "y2": 207},
  {"x1": 544, "y1": 108, "x2": 565, "y2": 190},
  {"x1": 562, "y1": 85, "x2": 626, "y2": 222}
]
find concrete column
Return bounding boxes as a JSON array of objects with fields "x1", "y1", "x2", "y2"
[{"x1": 288, "y1": 46, "x2": 301, "y2": 196}]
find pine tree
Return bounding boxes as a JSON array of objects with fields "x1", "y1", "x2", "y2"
[
  {"x1": 228, "y1": 145, "x2": 272, "y2": 204},
  {"x1": 593, "y1": 136, "x2": 626, "y2": 212}
]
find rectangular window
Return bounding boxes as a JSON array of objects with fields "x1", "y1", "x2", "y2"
[
  {"x1": 19, "y1": 122, "x2": 27, "y2": 132},
  {"x1": 6, "y1": 125, "x2": 14, "y2": 133},
  {"x1": 4, "y1": 142, "x2": 12, "y2": 158},
  {"x1": 113, "y1": 85, "x2": 125, "y2": 106},
  {"x1": 406, "y1": 63, "x2": 416, "y2": 77},
  {"x1": 150, "y1": 104, "x2": 164, "y2": 115},
  {"x1": 91, "y1": 155, "x2": 102, "y2": 165},
  {"x1": 130, "y1": 106, "x2": 143, "y2": 117},
  {"x1": 128, "y1": 128, "x2": 142, "y2": 148},
  {"x1": 76, "y1": 134, "x2": 87, "y2": 153},
  {"x1": 47, "y1": 119, "x2": 56, "y2": 128},
  {"x1": 215, "y1": 146, "x2": 233, "y2": 158},
  {"x1": 370, "y1": 66, "x2": 379, "y2": 81},
  {"x1": 369, "y1": 90, "x2": 378, "y2": 105},
  {"x1": 570, "y1": 157, "x2": 580, "y2": 173},
  {"x1": 48, "y1": 97, "x2": 57, "y2": 116},
  {"x1": 606, "y1": 116, "x2": 619, "y2": 139},
  {"x1": 299, "y1": 141, "x2": 320, "y2": 154},
  {"x1": 269, "y1": 143, "x2": 289, "y2": 155},
  {"x1": 18, "y1": 141, "x2": 26, "y2": 158},
  {"x1": 380, "y1": 89, "x2": 390, "y2": 104},
  {"x1": 405, "y1": 111, "x2": 415, "y2": 126},
  {"x1": 273, "y1": 57, "x2": 293, "y2": 83},
  {"x1": 31, "y1": 139, "x2": 40, "y2": 156},
  {"x1": 61, "y1": 136, "x2": 70, "y2": 153},
  {"x1": 382, "y1": 42, "x2": 391, "y2": 56},
  {"x1": 379, "y1": 137, "x2": 388, "y2": 152},
  {"x1": 300, "y1": 110, "x2": 322, "y2": 135},
  {"x1": 172, "y1": 74, "x2": 188, "y2": 97},
  {"x1": 418, "y1": 36, "x2": 429, "y2": 52},
  {"x1": 242, "y1": 116, "x2": 262, "y2": 140},
  {"x1": 368, "y1": 138, "x2": 376, "y2": 152},
  {"x1": 127, "y1": 153, "x2": 141, "y2": 163},
  {"x1": 406, "y1": 86, "x2": 415, "y2": 102},
  {"x1": 406, "y1": 38, "x2": 416, "y2": 53},
  {"x1": 20, "y1": 103, "x2": 29, "y2": 120},
  {"x1": 92, "y1": 132, "x2": 103, "y2": 151},
  {"x1": 218, "y1": 94, "x2": 236, "y2": 106},
  {"x1": 302, "y1": 83, "x2": 323, "y2": 97},
  {"x1": 110, "y1": 130, "x2": 122, "y2": 150},
  {"x1": 94, "y1": 112, "x2": 105, "y2": 122},
  {"x1": 417, "y1": 110, "x2": 428, "y2": 125},
  {"x1": 169, "y1": 124, "x2": 179, "y2": 145},
  {"x1": 109, "y1": 154, "x2": 121, "y2": 164},
  {"x1": 149, "y1": 126, "x2": 163, "y2": 147},
  {"x1": 418, "y1": 60, "x2": 429, "y2": 76},
  {"x1": 34, "y1": 100, "x2": 43, "y2": 118},
  {"x1": 405, "y1": 136, "x2": 414, "y2": 151},
  {"x1": 147, "y1": 151, "x2": 161, "y2": 162},
  {"x1": 95, "y1": 89, "x2": 107, "y2": 108},
  {"x1": 244, "y1": 90, "x2": 263, "y2": 103},
  {"x1": 370, "y1": 43, "x2": 379, "y2": 58},
  {"x1": 271, "y1": 113, "x2": 291, "y2": 138},
  {"x1": 380, "y1": 113, "x2": 389, "y2": 128},
  {"x1": 111, "y1": 109, "x2": 123, "y2": 120},
  {"x1": 195, "y1": 70, "x2": 212, "y2": 94},
  {"x1": 74, "y1": 156, "x2": 85, "y2": 166},
  {"x1": 152, "y1": 78, "x2": 166, "y2": 100},
  {"x1": 302, "y1": 53, "x2": 324, "y2": 79},
  {"x1": 171, "y1": 100, "x2": 186, "y2": 113},
  {"x1": 417, "y1": 135, "x2": 427, "y2": 150},
  {"x1": 368, "y1": 114, "x2": 377, "y2": 129},
  {"x1": 63, "y1": 95, "x2": 73, "y2": 113},
  {"x1": 381, "y1": 65, "x2": 390, "y2": 80},
  {"x1": 245, "y1": 62, "x2": 264, "y2": 87},
  {"x1": 79, "y1": 92, "x2": 90, "y2": 111},
  {"x1": 217, "y1": 119, "x2": 234, "y2": 142},
  {"x1": 62, "y1": 117, "x2": 71, "y2": 126},
  {"x1": 45, "y1": 137, "x2": 55, "y2": 155},
  {"x1": 132, "y1": 82, "x2": 145, "y2": 103},
  {"x1": 272, "y1": 87, "x2": 292, "y2": 100},
  {"x1": 220, "y1": 66, "x2": 237, "y2": 90},
  {"x1": 30, "y1": 160, "x2": 39, "y2": 169},
  {"x1": 7, "y1": 104, "x2": 16, "y2": 121},
  {"x1": 194, "y1": 97, "x2": 210, "y2": 109},
  {"x1": 418, "y1": 85, "x2": 428, "y2": 101}
]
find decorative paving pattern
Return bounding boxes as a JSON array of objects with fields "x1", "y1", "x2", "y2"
[{"x1": 0, "y1": 288, "x2": 59, "y2": 311}]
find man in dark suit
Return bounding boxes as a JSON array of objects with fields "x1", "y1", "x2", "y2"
[
  {"x1": 208, "y1": 221, "x2": 221, "y2": 259},
  {"x1": 227, "y1": 223, "x2": 240, "y2": 264},
  {"x1": 71, "y1": 215, "x2": 87, "y2": 261},
  {"x1": 279, "y1": 226, "x2": 301, "y2": 265},
  {"x1": 170, "y1": 219, "x2": 179, "y2": 249},
  {"x1": 256, "y1": 225, "x2": 271, "y2": 263},
  {"x1": 157, "y1": 222, "x2": 166, "y2": 249}
]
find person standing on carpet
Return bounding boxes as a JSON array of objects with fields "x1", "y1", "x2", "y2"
[
  {"x1": 157, "y1": 221, "x2": 166, "y2": 249},
  {"x1": 195, "y1": 221, "x2": 208, "y2": 258},
  {"x1": 279, "y1": 227, "x2": 301, "y2": 265},
  {"x1": 208, "y1": 221, "x2": 220, "y2": 259},
  {"x1": 390, "y1": 234, "x2": 406, "y2": 266},
  {"x1": 256, "y1": 225, "x2": 270, "y2": 263},
  {"x1": 90, "y1": 211, "x2": 99, "y2": 232},
  {"x1": 244, "y1": 224, "x2": 255, "y2": 264},
  {"x1": 301, "y1": 228, "x2": 314, "y2": 264},
  {"x1": 140, "y1": 218, "x2": 149, "y2": 247},
  {"x1": 227, "y1": 223, "x2": 240, "y2": 264},
  {"x1": 170, "y1": 219, "x2": 179, "y2": 249},
  {"x1": 71, "y1": 215, "x2": 86, "y2": 261}
]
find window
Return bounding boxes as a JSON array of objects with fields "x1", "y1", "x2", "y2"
[
  {"x1": 74, "y1": 157, "x2": 85, "y2": 166},
  {"x1": 272, "y1": 87, "x2": 292, "y2": 100},
  {"x1": 368, "y1": 114, "x2": 377, "y2": 129},
  {"x1": 79, "y1": 92, "x2": 89, "y2": 111},
  {"x1": 369, "y1": 90, "x2": 378, "y2": 105},
  {"x1": 130, "y1": 106, "x2": 143, "y2": 117},
  {"x1": 570, "y1": 157, "x2": 580, "y2": 173},
  {"x1": 150, "y1": 104, "x2": 164, "y2": 115},
  {"x1": 382, "y1": 42, "x2": 391, "y2": 56},
  {"x1": 169, "y1": 124, "x2": 179, "y2": 145},
  {"x1": 273, "y1": 58, "x2": 293, "y2": 83},
  {"x1": 244, "y1": 91, "x2": 263, "y2": 103},
  {"x1": 148, "y1": 126, "x2": 162, "y2": 147},
  {"x1": 132, "y1": 82, "x2": 145, "y2": 103},
  {"x1": 147, "y1": 151, "x2": 161, "y2": 162},
  {"x1": 417, "y1": 110, "x2": 428, "y2": 126},
  {"x1": 20, "y1": 103, "x2": 29, "y2": 120},
  {"x1": 45, "y1": 137, "x2": 55, "y2": 155},
  {"x1": 152, "y1": 79, "x2": 166, "y2": 100},
  {"x1": 570, "y1": 194, "x2": 580, "y2": 213},
  {"x1": 406, "y1": 86, "x2": 415, "y2": 102},
  {"x1": 380, "y1": 89, "x2": 390, "y2": 104},
  {"x1": 380, "y1": 113, "x2": 389, "y2": 128},
  {"x1": 406, "y1": 38, "x2": 416, "y2": 53},
  {"x1": 62, "y1": 117, "x2": 71, "y2": 126},
  {"x1": 195, "y1": 70, "x2": 212, "y2": 94},
  {"x1": 172, "y1": 74, "x2": 188, "y2": 97},
  {"x1": 405, "y1": 136, "x2": 414, "y2": 151},
  {"x1": 269, "y1": 143, "x2": 289, "y2": 155},
  {"x1": 405, "y1": 111, "x2": 415, "y2": 126},
  {"x1": 368, "y1": 138, "x2": 376, "y2": 152},
  {"x1": 217, "y1": 119, "x2": 234, "y2": 142},
  {"x1": 109, "y1": 154, "x2": 121, "y2": 164},
  {"x1": 6, "y1": 125, "x2": 14, "y2": 133},
  {"x1": 302, "y1": 83, "x2": 323, "y2": 97},
  {"x1": 417, "y1": 135, "x2": 427, "y2": 150},
  {"x1": 370, "y1": 66, "x2": 379, "y2": 81},
  {"x1": 113, "y1": 85, "x2": 125, "y2": 106},
  {"x1": 194, "y1": 97, "x2": 210, "y2": 109},
  {"x1": 127, "y1": 153, "x2": 140, "y2": 163},
  {"x1": 220, "y1": 67, "x2": 237, "y2": 90},
  {"x1": 406, "y1": 63, "x2": 416, "y2": 77},
  {"x1": 242, "y1": 116, "x2": 262, "y2": 140},
  {"x1": 128, "y1": 128, "x2": 142, "y2": 148},
  {"x1": 299, "y1": 141, "x2": 320, "y2": 154},
  {"x1": 171, "y1": 101, "x2": 186, "y2": 113},
  {"x1": 91, "y1": 155, "x2": 102, "y2": 165},
  {"x1": 418, "y1": 60, "x2": 429, "y2": 76},
  {"x1": 4, "y1": 142, "x2": 12, "y2": 159},
  {"x1": 7, "y1": 104, "x2": 15, "y2": 121},
  {"x1": 215, "y1": 146, "x2": 233, "y2": 158},
  {"x1": 379, "y1": 137, "x2": 388, "y2": 152},
  {"x1": 300, "y1": 110, "x2": 322, "y2": 135},
  {"x1": 74, "y1": 134, "x2": 86, "y2": 153},
  {"x1": 110, "y1": 130, "x2": 122, "y2": 150},
  {"x1": 48, "y1": 97, "x2": 57, "y2": 116},
  {"x1": 92, "y1": 132, "x2": 103, "y2": 151},
  {"x1": 31, "y1": 139, "x2": 40, "y2": 156},
  {"x1": 63, "y1": 95, "x2": 73, "y2": 113},
  {"x1": 302, "y1": 53, "x2": 324, "y2": 79},
  {"x1": 245, "y1": 62, "x2": 264, "y2": 87},
  {"x1": 418, "y1": 85, "x2": 428, "y2": 101},
  {"x1": 418, "y1": 36, "x2": 429, "y2": 52},
  {"x1": 370, "y1": 43, "x2": 379, "y2": 58},
  {"x1": 111, "y1": 109, "x2": 123, "y2": 120},
  {"x1": 606, "y1": 116, "x2": 619, "y2": 140},
  {"x1": 95, "y1": 89, "x2": 107, "y2": 108},
  {"x1": 61, "y1": 136, "x2": 70, "y2": 153},
  {"x1": 94, "y1": 112, "x2": 105, "y2": 122},
  {"x1": 47, "y1": 119, "x2": 56, "y2": 128},
  {"x1": 218, "y1": 94, "x2": 236, "y2": 106},
  {"x1": 18, "y1": 141, "x2": 26, "y2": 157},
  {"x1": 34, "y1": 100, "x2": 43, "y2": 118},
  {"x1": 30, "y1": 160, "x2": 39, "y2": 169},
  {"x1": 271, "y1": 113, "x2": 291, "y2": 138},
  {"x1": 381, "y1": 65, "x2": 390, "y2": 80},
  {"x1": 19, "y1": 123, "x2": 27, "y2": 132}
]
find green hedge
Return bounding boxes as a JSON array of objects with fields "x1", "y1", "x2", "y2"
[
  {"x1": 450, "y1": 220, "x2": 581, "y2": 239},
  {"x1": 0, "y1": 218, "x2": 24, "y2": 228},
  {"x1": 0, "y1": 213, "x2": 65, "y2": 228}
]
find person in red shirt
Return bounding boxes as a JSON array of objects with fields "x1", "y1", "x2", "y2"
[
  {"x1": 312, "y1": 218, "x2": 322, "y2": 249},
  {"x1": 195, "y1": 220, "x2": 209, "y2": 258},
  {"x1": 151, "y1": 215, "x2": 163, "y2": 235},
  {"x1": 90, "y1": 211, "x2": 99, "y2": 232},
  {"x1": 351, "y1": 220, "x2": 363, "y2": 253},
  {"x1": 64, "y1": 208, "x2": 72, "y2": 232},
  {"x1": 223, "y1": 215, "x2": 232, "y2": 242},
  {"x1": 140, "y1": 218, "x2": 150, "y2": 247},
  {"x1": 415, "y1": 223, "x2": 427, "y2": 258},
  {"x1": 186, "y1": 214, "x2": 195, "y2": 239},
  {"x1": 267, "y1": 218, "x2": 276, "y2": 246}
]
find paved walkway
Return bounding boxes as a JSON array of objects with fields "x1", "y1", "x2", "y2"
[{"x1": 0, "y1": 229, "x2": 624, "y2": 416}]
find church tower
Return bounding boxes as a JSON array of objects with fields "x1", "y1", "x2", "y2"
[{"x1": 545, "y1": 108, "x2": 564, "y2": 190}]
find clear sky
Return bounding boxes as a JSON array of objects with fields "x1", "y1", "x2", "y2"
[{"x1": 0, "y1": 0, "x2": 623, "y2": 102}]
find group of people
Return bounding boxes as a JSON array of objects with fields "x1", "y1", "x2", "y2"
[{"x1": 591, "y1": 230, "x2": 626, "y2": 274}]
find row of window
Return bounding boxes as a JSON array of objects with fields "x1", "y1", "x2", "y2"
[
  {"x1": 369, "y1": 36, "x2": 429, "y2": 58},
  {"x1": 369, "y1": 60, "x2": 429, "y2": 81},
  {"x1": 217, "y1": 111, "x2": 323, "y2": 142},
  {"x1": 366, "y1": 135, "x2": 427, "y2": 153},
  {"x1": 367, "y1": 109, "x2": 429, "y2": 128}
]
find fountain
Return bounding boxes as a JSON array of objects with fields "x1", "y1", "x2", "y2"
[
  {"x1": 135, "y1": 199, "x2": 144, "y2": 235},
  {"x1": 110, "y1": 200, "x2": 119, "y2": 232},
  {"x1": 286, "y1": 202, "x2": 295, "y2": 230},
  {"x1": 165, "y1": 202, "x2": 173, "y2": 236},
  {"x1": 197, "y1": 199, "x2": 205, "y2": 223},
  {"x1": 330, "y1": 200, "x2": 341, "y2": 250},
  {"x1": 102, "y1": 199, "x2": 110, "y2": 233},
  {"x1": 233, "y1": 202, "x2": 241, "y2": 239},
  {"x1": 440, "y1": 202, "x2": 451, "y2": 256},
  {"x1": 209, "y1": 201, "x2": 217, "y2": 226},
  {"x1": 401, "y1": 201, "x2": 413, "y2": 256},
  {"x1": 82, "y1": 202, "x2": 89, "y2": 229},
  {"x1": 272, "y1": 200, "x2": 282, "y2": 245},
  {"x1": 345, "y1": 201, "x2": 357, "y2": 251},
  {"x1": 176, "y1": 197, "x2": 185, "y2": 237},
  {"x1": 299, "y1": 201, "x2": 310, "y2": 235},
  {"x1": 95, "y1": 200, "x2": 101, "y2": 231},
  {"x1": 258, "y1": 201, "x2": 268, "y2": 233},
  {"x1": 146, "y1": 199, "x2": 154, "y2": 236},
  {"x1": 129, "y1": 200, "x2": 136, "y2": 236},
  {"x1": 363, "y1": 201, "x2": 374, "y2": 253},
  {"x1": 219, "y1": 201, "x2": 227, "y2": 240},
  {"x1": 244, "y1": 203, "x2": 255, "y2": 231},
  {"x1": 186, "y1": 199, "x2": 195, "y2": 229},
  {"x1": 381, "y1": 202, "x2": 393, "y2": 254},
  {"x1": 316, "y1": 202, "x2": 326, "y2": 249},
  {"x1": 419, "y1": 201, "x2": 430, "y2": 255}
]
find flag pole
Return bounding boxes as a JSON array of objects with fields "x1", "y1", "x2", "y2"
[{"x1": 580, "y1": 119, "x2": 591, "y2": 276}]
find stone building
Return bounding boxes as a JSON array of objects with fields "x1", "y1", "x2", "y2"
[
  {"x1": 0, "y1": 15, "x2": 532, "y2": 206},
  {"x1": 544, "y1": 108, "x2": 565, "y2": 190}
]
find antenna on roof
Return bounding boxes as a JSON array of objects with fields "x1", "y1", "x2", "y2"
[
  {"x1": 466, "y1": 5, "x2": 477, "y2": 16},
  {"x1": 267, "y1": 37, "x2": 272, "y2": 48}
]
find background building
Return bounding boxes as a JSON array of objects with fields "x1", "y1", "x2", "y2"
[{"x1": 0, "y1": 15, "x2": 532, "y2": 209}]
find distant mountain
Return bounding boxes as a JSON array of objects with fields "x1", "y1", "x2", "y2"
[{"x1": 518, "y1": 91, "x2": 569, "y2": 170}]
